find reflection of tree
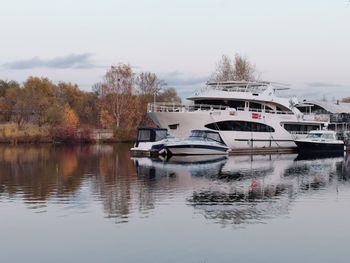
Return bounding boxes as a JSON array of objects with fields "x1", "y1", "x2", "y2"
[
  {"x1": 93, "y1": 144, "x2": 136, "y2": 221},
  {"x1": 0, "y1": 144, "x2": 159, "y2": 222},
  {"x1": 0, "y1": 145, "x2": 93, "y2": 201}
]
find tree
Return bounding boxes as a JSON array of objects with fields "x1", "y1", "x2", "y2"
[
  {"x1": 95, "y1": 64, "x2": 134, "y2": 129},
  {"x1": 212, "y1": 55, "x2": 234, "y2": 82},
  {"x1": 135, "y1": 72, "x2": 167, "y2": 127},
  {"x1": 0, "y1": 80, "x2": 20, "y2": 97},
  {"x1": 233, "y1": 53, "x2": 255, "y2": 81},
  {"x1": 135, "y1": 72, "x2": 166, "y2": 97},
  {"x1": 63, "y1": 104, "x2": 79, "y2": 128},
  {"x1": 212, "y1": 53, "x2": 255, "y2": 82},
  {"x1": 57, "y1": 82, "x2": 98, "y2": 126},
  {"x1": 22, "y1": 77, "x2": 58, "y2": 126},
  {"x1": 0, "y1": 83, "x2": 21, "y2": 122},
  {"x1": 157, "y1": 87, "x2": 182, "y2": 103}
]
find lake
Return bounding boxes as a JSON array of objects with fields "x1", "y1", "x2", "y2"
[{"x1": 0, "y1": 144, "x2": 350, "y2": 263}]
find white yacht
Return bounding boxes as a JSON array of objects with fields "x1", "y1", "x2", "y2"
[{"x1": 148, "y1": 81, "x2": 326, "y2": 151}]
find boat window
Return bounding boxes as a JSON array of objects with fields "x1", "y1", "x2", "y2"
[
  {"x1": 265, "y1": 105, "x2": 273, "y2": 111},
  {"x1": 137, "y1": 129, "x2": 167, "y2": 142},
  {"x1": 194, "y1": 100, "x2": 246, "y2": 109},
  {"x1": 138, "y1": 129, "x2": 151, "y2": 141},
  {"x1": 306, "y1": 133, "x2": 322, "y2": 138},
  {"x1": 284, "y1": 124, "x2": 320, "y2": 133},
  {"x1": 155, "y1": 130, "x2": 168, "y2": 141},
  {"x1": 322, "y1": 134, "x2": 334, "y2": 140},
  {"x1": 249, "y1": 102, "x2": 262, "y2": 110},
  {"x1": 205, "y1": 121, "x2": 275, "y2": 132},
  {"x1": 168, "y1": 124, "x2": 179, "y2": 130}
]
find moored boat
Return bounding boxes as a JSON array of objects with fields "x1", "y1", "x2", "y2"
[
  {"x1": 131, "y1": 128, "x2": 169, "y2": 156},
  {"x1": 165, "y1": 130, "x2": 229, "y2": 155},
  {"x1": 294, "y1": 130, "x2": 344, "y2": 152}
]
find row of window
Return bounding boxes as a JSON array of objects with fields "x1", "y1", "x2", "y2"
[
  {"x1": 283, "y1": 124, "x2": 321, "y2": 132},
  {"x1": 205, "y1": 121, "x2": 275, "y2": 132},
  {"x1": 195, "y1": 100, "x2": 290, "y2": 112}
]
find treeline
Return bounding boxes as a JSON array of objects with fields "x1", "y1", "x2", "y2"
[{"x1": 0, "y1": 63, "x2": 181, "y2": 142}]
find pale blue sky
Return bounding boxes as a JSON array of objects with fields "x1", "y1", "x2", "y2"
[{"x1": 1, "y1": 0, "x2": 349, "y2": 99}]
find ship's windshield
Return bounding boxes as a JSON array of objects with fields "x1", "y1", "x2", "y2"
[
  {"x1": 306, "y1": 133, "x2": 322, "y2": 138},
  {"x1": 189, "y1": 130, "x2": 224, "y2": 144}
]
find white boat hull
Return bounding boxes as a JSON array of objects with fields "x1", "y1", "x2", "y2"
[{"x1": 166, "y1": 144, "x2": 229, "y2": 155}]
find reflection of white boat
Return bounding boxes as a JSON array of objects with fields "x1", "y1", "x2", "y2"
[
  {"x1": 131, "y1": 152, "x2": 346, "y2": 225},
  {"x1": 132, "y1": 155, "x2": 227, "y2": 178},
  {"x1": 166, "y1": 130, "x2": 229, "y2": 155},
  {"x1": 295, "y1": 130, "x2": 344, "y2": 152},
  {"x1": 130, "y1": 128, "x2": 169, "y2": 156},
  {"x1": 167, "y1": 155, "x2": 228, "y2": 164}
]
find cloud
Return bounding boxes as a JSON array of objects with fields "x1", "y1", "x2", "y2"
[
  {"x1": 157, "y1": 71, "x2": 209, "y2": 101},
  {"x1": 2, "y1": 53, "x2": 97, "y2": 69},
  {"x1": 306, "y1": 82, "x2": 345, "y2": 88},
  {"x1": 282, "y1": 82, "x2": 350, "y2": 101},
  {"x1": 160, "y1": 71, "x2": 209, "y2": 86}
]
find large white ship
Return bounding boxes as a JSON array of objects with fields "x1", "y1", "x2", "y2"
[{"x1": 148, "y1": 81, "x2": 326, "y2": 151}]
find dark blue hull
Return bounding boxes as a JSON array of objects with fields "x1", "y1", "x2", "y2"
[{"x1": 295, "y1": 141, "x2": 344, "y2": 152}]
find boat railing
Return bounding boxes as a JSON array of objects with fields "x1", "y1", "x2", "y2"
[
  {"x1": 148, "y1": 103, "x2": 294, "y2": 115},
  {"x1": 302, "y1": 114, "x2": 330, "y2": 122},
  {"x1": 289, "y1": 131, "x2": 309, "y2": 135}
]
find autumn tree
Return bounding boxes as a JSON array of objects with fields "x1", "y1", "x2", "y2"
[
  {"x1": 95, "y1": 64, "x2": 134, "y2": 130},
  {"x1": 0, "y1": 81, "x2": 21, "y2": 122},
  {"x1": 57, "y1": 82, "x2": 98, "y2": 126},
  {"x1": 212, "y1": 53, "x2": 255, "y2": 82},
  {"x1": 63, "y1": 104, "x2": 79, "y2": 128},
  {"x1": 0, "y1": 80, "x2": 20, "y2": 97},
  {"x1": 21, "y1": 77, "x2": 58, "y2": 126}
]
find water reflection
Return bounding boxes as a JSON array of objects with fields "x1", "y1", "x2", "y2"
[
  {"x1": 0, "y1": 144, "x2": 349, "y2": 226},
  {"x1": 134, "y1": 153, "x2": 348, "y2": 226}
]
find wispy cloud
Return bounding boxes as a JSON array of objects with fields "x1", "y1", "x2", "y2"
[
  {"x1": 2, "y1": 53, "x2": 98, "y2": 69},
  {"x1": 306, "y1": 82, "x2": 345, "y2": 88},
  {"x1": 160, "y1": 71, "x2": 209, "y2": 86},
  {"x1": 158, "y1": 71, "x2": 209, "y2": 100}
]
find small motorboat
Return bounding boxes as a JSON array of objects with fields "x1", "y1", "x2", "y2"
[
  {"x1": 165, "y1": 130, "x2": 229, "y2": 156},
  {"x1": 131, "y1": 128, "x2": 169, "y2": 156},
  {"x1": 294, "y1": 130, "x2": 344, "y2": 153}
]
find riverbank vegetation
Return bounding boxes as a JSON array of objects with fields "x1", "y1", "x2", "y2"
[{"x1": 0, "y1": 64, "x2": 181, "y2": 143}]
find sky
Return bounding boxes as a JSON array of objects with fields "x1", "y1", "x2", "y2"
[{"x1": 1, "y1": 0, "x2": 349, "y2": 100}]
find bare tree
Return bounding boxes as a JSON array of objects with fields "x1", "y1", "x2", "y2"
[
  {"x1": 212, "y1": 55, "x2": 234, "y2": 82},
  {"x1": 135, "y1": 72, "x2": 166, "y2": 97},
  {"x1": 232, "y1": 53, "x2": 255, "y2": 81},
  {"x1": 212, "y1": 53, "x2": 255, "y2": 82},
  {"x1": 96, "y1": 64, "x2": 134, "y2": 129}
]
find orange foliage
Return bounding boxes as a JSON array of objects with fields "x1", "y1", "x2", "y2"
[{"x1": 64, "y1": 104, "x2": 79, "y2": 128}]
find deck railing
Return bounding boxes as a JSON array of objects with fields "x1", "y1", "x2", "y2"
[{"x1": 148, "y1": 103, "x2": 294, "y2": 115}]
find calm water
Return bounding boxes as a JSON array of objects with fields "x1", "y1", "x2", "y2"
[{"x1": 1, "y1": 144, "x2": 350, "y2": 263}]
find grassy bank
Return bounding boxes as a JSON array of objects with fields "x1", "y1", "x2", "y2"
[
  {"x1": 0, "y1": 123, "x2": 52, "y2": 143},
  {"x1": 0, "y1": 123, "x2": 130, "y2": 144}
]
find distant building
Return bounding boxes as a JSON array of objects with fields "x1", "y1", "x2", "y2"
[{"x1": 296, "y1": 100, "x2": 350, "y2": 132}]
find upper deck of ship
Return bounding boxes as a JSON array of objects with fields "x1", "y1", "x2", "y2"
[
  {"x1": 205, "y1": 81, "x2": 289, "y2": 92},
  {"x1": 187, "y1": 80, "x2": 290, "y2": 103}
]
